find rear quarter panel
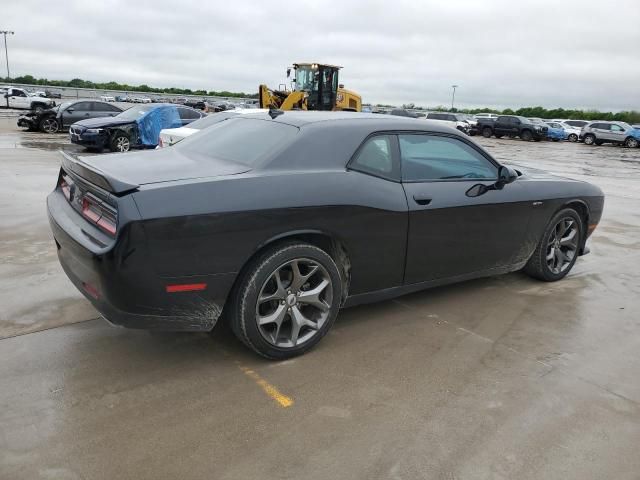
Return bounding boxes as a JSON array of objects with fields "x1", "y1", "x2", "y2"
[{"x1": 132, "y1": 170, "x2": 409, "y2": 296}]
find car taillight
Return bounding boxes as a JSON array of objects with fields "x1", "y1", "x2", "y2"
[
  {"x1": 81, "y1": 193, "x2": 117, "y2": 236},
  {"x1": 60, "y1": 177, "x2": 71, "y2": 200}
]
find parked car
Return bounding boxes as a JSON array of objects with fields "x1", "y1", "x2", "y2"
[
  {"x1": 390, "y1": 108, "x2": 420, "y2": 118},
  {"x1": 184, "y1": 99, "x2": 207, "y2": 110},
  {"x1": 17, "y1": 100, "x2": 123, "y2": 133},
  {"x1": 580, "y1": 121, "x2": 640, "y2": 148},
  {"x1": 564, "y1": 120, "x2": 589, "y2": 128},
  {"x1": 426, "y1": 112, "x2": 472, "y2": 135},
  {"x1": 474, "y1": 113, "x2": 499, "y2": 120},
  {"x1": 114, "y1": 95, "x2": 128, "y2": 102},
  {"x1": 556, "y1": 122, "x2": 581, "y2": 142},
  {"x1": 0, "y1": 86, "x2": 56, "y2": 111},
  {"x1": 49, "y1": 111, "x2": 604, "y2": 359},
  {"x1": 100, "y1": 95, "x2": 115, "y2": 102},
  {"x1": 45, "y1": 89, "x2": 62, "y2": 99},
  {"x1": 544, "y1": 121, "x2": 569, "y2": 141},
  {"x1": 158, "y1": 108, "x2": 269, "y2": 147},
  {"x1": 69, "y1": 103, "x2": 205, "y2": 152},
  {"x1": 477, "y1": 115, "x2": 547, "y2": 141}
]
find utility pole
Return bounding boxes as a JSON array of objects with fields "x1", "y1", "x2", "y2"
[
  {"x1": 451, "y1": 84, "x2": 458, "y2": 111},
  {"x1": 0, "y1": 30, "x2": 14, "y2": 80}
]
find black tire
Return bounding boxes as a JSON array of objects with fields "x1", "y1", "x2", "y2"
[
  {"x1": 39, "y1": 117, "x2": 59, "y2": 134},
  {"x1": 524, "y1": 208, "x2": 583, "y2": 282},
  {"x1": 624, "y1": 137, "x2": 639, "y2": 148},
  {"x1": 595, "y1": 140, "x2": 603, "y2": 146},
  {"x1": 229, "y1": 242, "x2": 343, "y2": 359},
  {"x1": 568, "y1": 133, "x2": 578, "y2": 142},
  {"x1": 583, "y1": 134, "x2": 595, "y2": 145},
  {"x1": 482, "y1": 127, "x2": 493, "y2": 138},
  {"x1": 109, "y1": 132, "x2": 131, "y2": 152},
  {"x1": 521, "y1": 130, "x2": 533, "y2": 141}
]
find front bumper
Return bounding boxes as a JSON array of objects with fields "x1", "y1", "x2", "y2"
[
  {"x1": 17, "y1": 115, "x2": 38, "y2": 129},
  {"x1": 69, "y1": 126, "x2": 109, "y2": 149}
]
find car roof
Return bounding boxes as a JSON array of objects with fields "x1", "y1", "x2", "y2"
[{"x1": 256, "y1": 111, "x2": 457, "y2": 133}]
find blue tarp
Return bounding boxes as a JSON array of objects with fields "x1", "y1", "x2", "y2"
[
  {"x1": 135, "y1": 105, "x2": 182, "y2": 146},
  {"x1": 546, "y1": 126, "x2": 565, "y2": 140}
]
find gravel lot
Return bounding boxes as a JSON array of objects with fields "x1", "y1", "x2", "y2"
[{"x1": 1, "y1": 117, "x2": 639, "y2": 480}]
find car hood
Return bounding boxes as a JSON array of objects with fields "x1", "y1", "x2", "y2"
[
  {"x1": 78, "y1": 147, "x2": 251, "y2": 189},
  {"x1": 72, "y1": 117, "x2": 134, "y2": 129}
]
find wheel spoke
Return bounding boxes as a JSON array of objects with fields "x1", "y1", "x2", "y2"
[
  {"x1": 560, "y1": 228, "x2": 577, "y2": 247},
  {"x1": 298, "y1": 278, "x2": 330, "y2": 311},
  {"x1": 259, "y1": 269, "x2": 286, "y2": 303},
  {"x1": 290, "y1": 306, "x2": 316, "y2": 346},
  {"x1": 547, "y1": 247, "x2": 556, "y2": 261},
  {"x1": 258, "y1": 303, "x2": 287, "y2": 327},
  {"x1": 289, "y1": 261, "x2": 318, "y2": 292}
]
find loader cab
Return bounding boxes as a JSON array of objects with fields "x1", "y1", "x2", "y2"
[{"x1": 292, "y1": 63, "x2": 340, "y2": 111}]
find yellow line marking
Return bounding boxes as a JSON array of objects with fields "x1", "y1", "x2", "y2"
[{"x1": 238, "y1": 365, "x2": 294, "y2": 408}]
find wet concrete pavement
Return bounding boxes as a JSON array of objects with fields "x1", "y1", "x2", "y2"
[{"x1": 1, "y1": 118, "x2": 639, "y2": 479}]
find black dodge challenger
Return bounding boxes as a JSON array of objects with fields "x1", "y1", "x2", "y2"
[{"x1": 48, "y1": 112, "x2": 604, "y2": 359}]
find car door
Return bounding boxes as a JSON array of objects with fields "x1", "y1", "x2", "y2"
[
  {"x1": 399, "y1": 133, "x2": 532, "y2": 284},
  {"x1": 592, "y1": 123, "x2": 611, "y2": 141},
  {"x1": 63, "y1": 102, "x2": 92, "y2": 126},
  {"x1": 608, "y1": 124, "x2": 627, "y2": 143},
  {"x1": 8, "y1": 89, "x2": 29, "y2": 109}
]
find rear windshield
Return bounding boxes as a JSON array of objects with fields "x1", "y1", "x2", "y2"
[
  {"x1": 185, "y1": 111, "x2": 239, "y2": 130},
  {"x1": 175, "y1": 118, "x2": 298, "y2": 166}
]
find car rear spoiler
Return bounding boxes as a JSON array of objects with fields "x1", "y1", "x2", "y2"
[{"x1": 59, "y1": 150, "x2": 139, "y2": 195}]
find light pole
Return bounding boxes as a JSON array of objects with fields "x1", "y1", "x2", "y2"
[
  {"x1": 1, "y1": 30, "x2": 14, "y2": 80},
  {"x1": 451, "y1": 84, "x2": 458, "y2": 111}
]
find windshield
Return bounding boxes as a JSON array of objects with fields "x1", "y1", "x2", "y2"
[
  {"x1": 116, "y1": 107, "x2": 152, "y2": 120},
  {"x1": 295, "y1": 66, "x2": 318, "y2": 92},
  {"x1": 175, "y1": 118, "x2": 298, "y2": 167}
]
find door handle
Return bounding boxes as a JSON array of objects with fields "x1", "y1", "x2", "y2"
[{"x1": 413, "y1": 195, "x2": 432, "y2": 206}]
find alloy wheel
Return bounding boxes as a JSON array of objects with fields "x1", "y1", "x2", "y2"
[
  {"x1": 584, "y1": 135, "x2": 595, "y2": 145},
  {"x1": 625, "y1": 137, "x2": 639, "y2": 148},
  {"x1": 256, "y1": 258, "x2": 333, "y2": 348},
  {"x1": 568, "y1": 134, "x2": 578, "y2": 142},
  {"x1": 115, "y1": 136, "x2": 130, "y2": 152},
  {"x1": 41, "y1": 118, "x2": 58, "y2": 133},
  {"x1": 546, "y1": 217, "x2": 579, "y2": 274}
]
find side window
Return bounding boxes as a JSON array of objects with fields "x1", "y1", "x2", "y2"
[
  {"x1": 611, "y1": 124, "x2": 624, "y2": 132},
  {"x1": 73, "y1": 102, "x2": 91, "y2": 111},
  {"x1": 399, "y1": 134, "x2": 498, "y2": 182},
  {"x1": 92, "y1": 102, "x2": 120, "y2": 112},
  {"x1": 597, "y1": 123, "x2": 610, "y2": 131},
  {"x1": 178, "y1": 107, "x2": 201, "y2": 120},
  {"x1": 349, "y1": 135, "x2": 398, "y2": 181},
  {"x1": 14, "y1": 90, "x2": 27, "y2": 97}
]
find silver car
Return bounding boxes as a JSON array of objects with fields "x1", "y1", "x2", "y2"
[{"x1": 580, "y1": 121, "x2": 640, "y2": 148}]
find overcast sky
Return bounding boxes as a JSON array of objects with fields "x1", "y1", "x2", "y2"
[{"x1": 4, "y1": 0, "x2": 640, "y2": 110}]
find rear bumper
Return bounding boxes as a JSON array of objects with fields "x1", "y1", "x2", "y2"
[{"x1": 47, "y1": 190, "x2": 234, "y2": 332}]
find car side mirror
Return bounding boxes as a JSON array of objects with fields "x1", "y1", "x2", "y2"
[
  {"x1": 496, "y1": 166, "x2": 518, "y2": 189},
  {"x1": 466, "y1": 166, "x2": 518, "y2": 197}
]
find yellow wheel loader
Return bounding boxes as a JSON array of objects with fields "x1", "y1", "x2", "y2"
[{"x1": 259, "y1": 63, "x2": 362, "y2": 112}]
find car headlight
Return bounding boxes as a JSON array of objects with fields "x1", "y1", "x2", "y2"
[{"x1": 85, "y1": 128, "x2": 104, "y2": 134}]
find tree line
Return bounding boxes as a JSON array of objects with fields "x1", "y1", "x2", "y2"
[{"x1": 1, "y1": 74, "x2": 258, "y2": 99}]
